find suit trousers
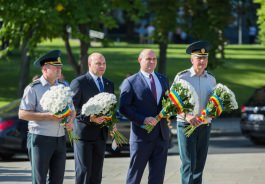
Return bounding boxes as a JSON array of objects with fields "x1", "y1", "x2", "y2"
[
  {"x1": 74, "y1": 140, "x2": 106, "y2": 184},
  {"x1": 177, "y1": 121, "x2": 211, "y2": 184},
  {"x1": 126, "y1": 137, "x2": 169, "y2": 184},
  {"x1": 27, "y1": 133, "x2": 66, "y2": 184}
]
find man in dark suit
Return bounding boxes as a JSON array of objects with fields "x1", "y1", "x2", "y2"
[
  {"x1": 119, "y1": 49, "x2": 170, "y2": 184},
  {"x1": 70, "y1": 52, "x2": 114, "y2": 184}
]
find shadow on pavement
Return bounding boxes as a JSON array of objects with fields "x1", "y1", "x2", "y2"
[{"x1": 0, "y1": 166, "x2": 31, "y2": 182}]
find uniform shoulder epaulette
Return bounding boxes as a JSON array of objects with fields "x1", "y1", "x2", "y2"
[
  {"x1": 176, "y1": 69, "x2": 189, "y2": 76},
  {"x1": 207, "y1": 71, "x2": 215, "y2": 77},
  {"x1": 29, "y1": 80, "x2": 41, "y2": 87}
]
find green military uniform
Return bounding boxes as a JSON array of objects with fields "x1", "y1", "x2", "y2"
[
  {"x1": 174, "y1": 41, "x2": 216, "y2": 184},
  {"x1": 19, "y1": 50, "x2": 73, "y2": 184}
]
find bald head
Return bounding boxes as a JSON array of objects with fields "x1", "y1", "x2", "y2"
[
  {"x1": 138, "y1": 49, "x2": 157, "y2": 74},
  {"x1": 138, "y1": 49, "x2": 155, "y2": 60},
  {"x1": 88, "y1": 52, "x2": 105, "y2": 64},
  {"x1": 88, "y1": 52, "x2": 106, "y2": 77}
]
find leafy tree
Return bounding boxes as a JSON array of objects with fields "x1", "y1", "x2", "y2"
[
  {"x1": 149, "y1": 0, "x2": 179, "y2": 75},
  {"x1": 56, "y1": 0, "x2": 117, "y2": 74},
  {"x1": 181, "y1": 0, "x2": 233, "y2": 69},
  {"x1": 0, "y1": 0, "x2": 62, "y2": 97},
  {"x1": 0, "y1": 0, "x2": 118, "y2": 96},
  {"x1": 112, "y1": 0, "x2": 147, "y2": 42},
  {"x1": 255, "y1": 0, "x2": 265, "y2": 44}
]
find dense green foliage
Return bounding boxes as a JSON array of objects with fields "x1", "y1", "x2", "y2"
[
  {"x1": 181, "y1": 0, "x2": 233, "y2": 68},
  {"x1": 0, "y1": 41, "x2": 264, "y2": 111},
  {"x1": 255, "y1": 0, "x2": 265, "y2": 44}
]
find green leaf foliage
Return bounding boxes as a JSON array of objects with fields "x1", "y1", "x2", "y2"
[
  {"x1": 181, "y1": 0, "x2": 233, "y2": 69},
  {"x1": 149, "y1": 0, "x2": 179, "y2": 43},
  {"x1": 0, "y1": 0, "x2": 63, "y2": 55},
  {"x1": 255, "y1": 0, "x2": 265, "y2": 45}
]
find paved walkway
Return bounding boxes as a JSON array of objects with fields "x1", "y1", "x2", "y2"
[
  {"x1": 1, "y1": 118, "x2": 265, "y2": 183},
  {"x1": 1, "y1": 153, "x2": 265, "y2": 184}
]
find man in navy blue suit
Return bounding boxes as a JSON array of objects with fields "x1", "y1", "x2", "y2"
[
  {"x1": 119, "y1": 49, "x2": 170, "y2": 184},
  {"x1": 70, "y1": 52, "x2": 114, "y2": 184}
]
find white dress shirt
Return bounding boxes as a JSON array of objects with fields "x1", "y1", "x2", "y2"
[
  {"x1": 89, "y1": 71, "x2": 104, "y2": 92},
  {"x1": 140, "y1": 70, "x2": 162, "y2": 104}
]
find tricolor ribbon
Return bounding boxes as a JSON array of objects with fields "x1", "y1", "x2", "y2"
[
  {"x1": 209, "y1": 95, "x2": 224, "y2": 116},
  {"x1": 155, "y1": 109, "x2": 172, "y2": 129},
  {"x1": 199, "y1": 109, "x2": 209, "y2": 122},
  {"x1": 54, "y1": 105, "x2": 71, "y2": 119},
  {"x1": 104, "y1": 115, "x2": 112, "y2": 121},
  {"x1": 157, "y1": 109, "x2": 167, "y2": 120},
  {"x1": 168, "y1": 89, "x2": 184, "y2": 113}
]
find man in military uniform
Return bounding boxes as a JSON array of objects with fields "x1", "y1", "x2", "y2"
[
  {"x1": 173, "y1": 41, "x2": 216, "y2": 184},
  {"x1": 18, "y1": 50, "x2": 76, "y2": 184}
]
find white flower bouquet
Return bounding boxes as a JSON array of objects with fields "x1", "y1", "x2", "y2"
[
  {"x1": 40, "y1": 84, "x2": 77, "y2": 145},
  {"x1": 143, "y1": 79, "x2": 199, "y2": 133},
  {"x1": 81, "y1": 92, "x2": 128, "y2": 148},
  {"x1": 184, "y1": 83, "x2": 238, "y2": 137}
]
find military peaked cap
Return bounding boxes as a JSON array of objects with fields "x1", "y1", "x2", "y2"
[
  {"x1": 34, "y1": 50, "x2": 62, "y2": 67},
  {"x1": 186, "y1": 41, "x2": 210, "y2": 57}
]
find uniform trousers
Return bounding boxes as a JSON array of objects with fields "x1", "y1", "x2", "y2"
[
  {"x1": 177, "y1": 121, "x2": 211, "y2": 184},
  {"x1": 27, "y1": 133, "x2": 66, "y2": 184}
]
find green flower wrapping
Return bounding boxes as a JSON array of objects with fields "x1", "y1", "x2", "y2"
[
  {"x1": 81, "y1": 92, "x2": 128, "y2": 148},
  {"x1": 184, "y1": 83, "x2": 238, "y2": 137},
  {"x1": 143, "y1": 80, "x2": 199, "y2": 133}
]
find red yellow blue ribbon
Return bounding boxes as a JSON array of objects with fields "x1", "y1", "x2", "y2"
[
  {"x1": 168, "y1": 89, "x2": 184, "y2": 113},
  {"x1": 158, "y1": 109, "x2": 167, "y2": 119},
  {"x1": 199, "y1": 109, "x2": 209, "y2": 122},
  {"x1": 104, "y1": 115, "x2": 112, "y2": 121},
  {"x1": 202, "y1": 109, "x2": 209, "y2": 117},
  {"x1": 209, "y1": 95, "x2": 224, "y2": 116},
  {"x1": 54, "y1": 105, "x2": 71, "y2": 118}
]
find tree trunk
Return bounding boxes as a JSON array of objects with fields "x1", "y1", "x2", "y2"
[
  {"x1": 125, "y1": 18, "x2": 136, "y2": 42},
  {"x1": 157, "y1": 42, "x2": 168, "y2": 75},
  {"x1": 80, "y1": 40, "x2": 89, "y2": 74},
  {"x1": 62, "y1": 26, "x2": 80, "y2": 75},
  {"x1": 18, "y1": 38, "x2": 31, "y2": 98},
  {"x1": 78, "y1": 24, "x2": 90, "y2": 74}
]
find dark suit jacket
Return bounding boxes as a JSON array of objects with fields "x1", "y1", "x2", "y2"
[
  {"x1": 70, "y1": 72, "x2": 114, "y2": 141},
  {"x1": 119, "y1": 71, "x2": 170, "y2": 142}
]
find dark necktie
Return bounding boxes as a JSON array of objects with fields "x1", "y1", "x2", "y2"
[
  {"x1": 97, "y1": 77, "x2": 104, "y2": 92},
  {"x1": 149, "y1": 74, "x2": 157, "y2": 102}
]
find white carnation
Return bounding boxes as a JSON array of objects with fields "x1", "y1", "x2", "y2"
[
  {"x1": 81, "y1": 92, "x2": 117, "y2": 116},
  {"x1": 218, "y1": 83, "x2": 238, "y2": 110},
  {"x1": 40, "y1": 84, "x2": 74, "y2": 114}
]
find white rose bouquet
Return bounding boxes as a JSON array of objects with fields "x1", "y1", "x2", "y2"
[
  {"x1": 184, "y1": 83, "x2": 238, "y2": 137},
  {"x1": 81, "y1": 92, "x2": 128, "y2": 148},
  {"x1": 40, "y1": 84, "x2": 77, "y2": 145},
  {"x1": 143, "y1": 79, "x2": 199, "y2": 133}
]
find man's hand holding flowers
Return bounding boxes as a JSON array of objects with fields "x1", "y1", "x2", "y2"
[
  {"x1": 90, "y1": 115, "x2": 106, "y2": 125},
  {"x1": 144, "y1": 117, "x2": 159, "y2": 127},
  {"x1": 184, "y1": 83, "x2": 238, "y2": 137},
  {"x1": 82, "y1": 92, "x2": 128, "y2": 148},
  {"x1": 184, "y1": 114, "x2": 201, "y2": 127},
  {"x1": 40, "y1": 85, "x2": 77, "y2": 145},
  {"x1": 143, "y1": 79, "x2": 199, "y2": 133}
]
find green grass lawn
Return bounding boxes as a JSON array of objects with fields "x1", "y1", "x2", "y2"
[{"x1": 0, "y1": 39, "x2": 265, "y2": 114}]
